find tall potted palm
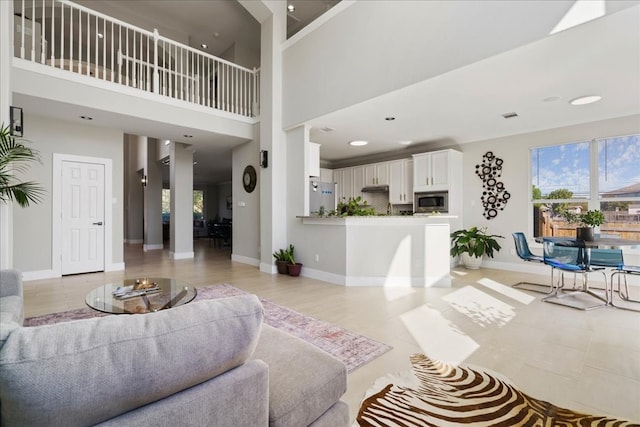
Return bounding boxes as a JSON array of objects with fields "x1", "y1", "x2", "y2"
[{"x1": 0, "y1": 124, "x2": 44, "y2": 207}]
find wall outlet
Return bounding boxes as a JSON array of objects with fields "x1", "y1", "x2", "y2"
[{"x1": 314, "y1": 254, "x2": 320, "y2": 262}]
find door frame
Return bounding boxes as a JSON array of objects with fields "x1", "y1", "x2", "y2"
[{"x1": 52, "y1": 153, "x2": 113, "y2": 276}]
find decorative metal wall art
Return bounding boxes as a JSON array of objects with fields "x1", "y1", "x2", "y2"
[{"x1": 475, "y1": 151, "x2": 510, "y2": 220}]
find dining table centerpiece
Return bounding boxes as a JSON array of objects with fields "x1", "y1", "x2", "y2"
[{"x1": 562, "y1": 209, "x2": 605, "y2": 241}]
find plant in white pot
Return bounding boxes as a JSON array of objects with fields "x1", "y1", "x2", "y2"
[{"x1": 450, "y1": 226, "x2": 504, "y2": 269}]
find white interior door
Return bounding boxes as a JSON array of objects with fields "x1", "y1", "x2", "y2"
[{"x1": 61, "y1": 161, "x2": 105, "y2": 275}]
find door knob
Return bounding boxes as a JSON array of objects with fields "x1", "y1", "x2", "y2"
[{"x1": 93, "y1": 221, "x2": 103, "y2": 226}]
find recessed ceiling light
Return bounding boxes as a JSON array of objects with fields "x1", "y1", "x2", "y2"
[
  {"x1": 570, "y1": 95, "x2": 602, "y2": 106},
  {"x1": 349, "y1": 140, "x2": 368, "y2": 146},
  {"x1": 80, "y1": 116, "x2": 93, "y2": 120},
  {"x1": 320, "y1": 127, "x2": 335, "y2": 133},
  {"x1": 397, "y1": 140, "x2": 412, "y2": 146},
  {"x1": 183, "y1": 134, "x2": 193, "y2": 138},
  {"x1": 287, "y1": 4, "x2": 295, "y2": 12},
  {"x1": 200, "y1": 43, "x2": 208, "y2": 49},
  {"x1": 502, "y1": 112, "x2": 518, "y2": 119},
  {"x1": 385, "y1": 117, "x2": 396, "y2": 121}
]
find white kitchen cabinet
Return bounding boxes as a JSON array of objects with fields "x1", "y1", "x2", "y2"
[
  {"x1": 412, "y1": 149, "x2": 461, "y2": 192},
  {"x1": 364, "y1": 162, "x2": 389, "y2": 186},
  {"x1": 308, "y1": 142, "x2": 321, "y2": 177},
  {"x1": 352, "y1": 166, "x2": 365, "y2": 200},
  {"x1": 389, "y1": 159, "x2": 413, "y2": 204},
  {"x1": 334, "y1": 167, "x2": 353, "y2": 202},
  {"x1": 319, "y1": 168, "x2": 333, "y2": 183}
]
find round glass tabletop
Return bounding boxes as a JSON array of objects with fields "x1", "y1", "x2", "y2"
[{"x1": 85, "y1": 277, "x2": 197, "y2": 314}]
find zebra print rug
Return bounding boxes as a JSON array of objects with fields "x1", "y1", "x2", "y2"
[{"x1": 356, "y1": 354, "x2": 636, "y2": 426}]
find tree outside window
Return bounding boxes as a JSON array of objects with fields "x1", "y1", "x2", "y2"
[{"x1": 531, "y1": 134, "x2": 640, "y2": 240}]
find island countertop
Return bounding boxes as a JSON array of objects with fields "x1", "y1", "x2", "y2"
[{"x1": 298, "y1": 215, "x2": 458, "y2": 225}]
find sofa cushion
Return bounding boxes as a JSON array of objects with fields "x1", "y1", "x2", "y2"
[
  {"x1": 252, "y1": 324, "x2": 348, "y2": 427},
  {"x1": 0, "y1": 296, "x2": 23, "y2": 346},
  {"x1": 0, "y1": 294, "x2": 264, "y2": 426}
]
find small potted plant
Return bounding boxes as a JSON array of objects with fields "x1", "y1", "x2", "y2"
[
  {"x1": 563, "y1": 209, "x2": 604, "y2": 241},
  {"x1": 450, "y1": 226, "x2": 504, "y2": 269},
  {"x1": 285, "y1": 245, "x2": 303, "y2": 277},
  {"x1": 272, "y1": 245, "x2": 293, "y2": 275}
]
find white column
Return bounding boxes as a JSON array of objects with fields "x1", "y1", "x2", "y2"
[
  {"x1": 258, "y1": 2, "x2": 288, "y2": 273},
  {"x1": 169, "y1": 142, "x2": 194, "y2": 259},
  {"x1": 0, "y1": 0, "x2": 14, "y2": 269}
]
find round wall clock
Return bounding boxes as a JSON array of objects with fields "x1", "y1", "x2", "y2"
[{"x1": 242, "y1": 165, "x2": 257, "y2": 193}]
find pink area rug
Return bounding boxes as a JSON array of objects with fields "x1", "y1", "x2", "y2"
[{"x1": 24, "y1": 283, "x2": 391, "y2": 373}]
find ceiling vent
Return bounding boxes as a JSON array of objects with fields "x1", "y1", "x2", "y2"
[{"x1": 502, "y1": 112, "x2": 518, "y2": 119}]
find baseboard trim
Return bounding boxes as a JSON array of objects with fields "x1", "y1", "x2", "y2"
[
  {"x1": 300, "y1": 267, "x2": 345, "y2": 285},
  {"x1": 143, "y1": 244, "x2": 164, "y2": 251},
  {"x1": 259, "y1": 262, "x2": 277, "y2": 274},
  {"x1": 22, "y1": 269, "x2": 59, "y2": 281},
  {"x1": 125, "y1": 239, "x2": 144, "y2": 244},
  {"x1": 106, "y1": 262, "x2": 125, "y2": 272},
  {"x1": 232, "y1": 254, "x2": 260, "y2": 267},
  {"x1": 170, "y1": 251, "x2": 194, "y2": 260}
]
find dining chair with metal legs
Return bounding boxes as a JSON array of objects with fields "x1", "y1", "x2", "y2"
[
  {"x1": 511, "y1": 232, "x2": 552, "y2": 293},
  {"x1": 541, "y1": 239, "x2": 609, "y2": 310},
  {"x1": 610, "y1": 264, "x2": 640, "y2": 312}
]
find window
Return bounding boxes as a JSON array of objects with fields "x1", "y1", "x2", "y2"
[
  {"x1": 531, "y1": 134, "x2": 640, "y2": 240},
  {"x1": 161, "y1": 189, "x2": 205, "y2": 222}
]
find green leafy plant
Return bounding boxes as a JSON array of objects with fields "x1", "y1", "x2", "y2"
[
  {"x1": 273, "y1": 244, "x2": 294, "y2": 263},
  {"x1": 562, "y1": 209, "x2": 605, "y2": 227},
  {"x1": 450, "y1": 226, "x2": 504, "y2": 259},
  {"x1": 334, "y1": 196, "x2": 376, "y2": 216},
  {"x1": 0, "y1": 124, "x2": 44, "y2": 207}
]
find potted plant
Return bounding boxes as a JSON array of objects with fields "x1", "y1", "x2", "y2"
[
  {"x1": 562, "y1": 209, "x2": 604, "y2": 241},
  {"x1": 272, "y1": 245, "x2": 293, "y2": 275},
  {"x1": 333, "y1": 196, "x2": 376, "y2": 216},
  {"x1": 450, "y1": 226, "x2": 504, "y2": 269},
  {"x1": 285, "y1": 245, "x2": 303, "y2": 277},
  {"x1": 0, "y1": 124, "x2": 44, "y2": 207}
]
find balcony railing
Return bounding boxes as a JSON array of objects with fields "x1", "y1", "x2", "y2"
[{"x1": 12, "y1": 0, "x2": 260, "y2": 118}]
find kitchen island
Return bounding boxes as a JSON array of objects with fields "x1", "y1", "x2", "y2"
[{"x1": 296, "y1": 215, "x2": 455, "y2": 287}]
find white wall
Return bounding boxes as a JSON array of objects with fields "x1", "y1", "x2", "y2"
[
  {"x1": 282, "y1": 1, "x2": 569, "y2": 129},
  {"x1": 12, "y1": 113, "x2": 124, "y2": 273},
  {"x1": 458, "y1": 114, "x2": 640, "y2": 269},
  {"x1": 232, "y1": 140, "x2": 260, "y2": 264}
]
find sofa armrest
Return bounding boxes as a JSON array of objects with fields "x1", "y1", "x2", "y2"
[
  {"x1": 0, "y1": 270, "x2": 22, "y2": 299},
  {"x1": 0, "y1": 294, "x2": 264, "y2": 426}
]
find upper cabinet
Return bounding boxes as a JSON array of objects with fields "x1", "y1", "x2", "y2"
[
  {"x1": 363, "y1": 162, "x2": 389, "y2": 186},
  {"x1": 389, "y1": 159, "x2": 413, "y2": 204},
  {"x1": 308, "y1": 142, "x2": 321, "y2": 177},
  {"x1": 334, "y1": 167, "x2": 353, "y2": 201},
  {"x1": 412, "y1": 149, "x2": 462, "y2": 192}
]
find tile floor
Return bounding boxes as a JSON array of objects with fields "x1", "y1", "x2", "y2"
[{"x1": 21, "y1": 241, "x2": 640, "y2": 423}]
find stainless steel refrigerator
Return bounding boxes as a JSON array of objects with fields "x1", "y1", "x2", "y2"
[{"x1": 309, "y1": 181, "x2": 337, "y2": 213}]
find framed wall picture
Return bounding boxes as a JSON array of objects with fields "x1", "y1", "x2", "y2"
[{"x1": 10, "y1": 106, "x2": 23, "y2": 137}]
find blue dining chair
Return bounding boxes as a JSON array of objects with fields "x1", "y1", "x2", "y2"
[
  {"x1": 541, "y1": 238, "x2": 609, "y2": 310},
  {"x1": 610, "y1": 263, "x2": 640, "y2": 312},
  {"x1": 511, "y1": 232, "x2": 551, "y2": 293}
]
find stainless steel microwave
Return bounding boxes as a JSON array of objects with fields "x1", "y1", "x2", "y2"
[{"x1": 414, "y1": 191, "x2": 448, "y2": 213}]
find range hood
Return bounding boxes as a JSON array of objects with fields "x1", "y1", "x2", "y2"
[{"x1": 361, "y1": 185, "x2": 389, "y2": 193}]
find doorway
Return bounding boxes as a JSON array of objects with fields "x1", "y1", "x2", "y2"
[{"x1": 53, "y1": 154, "x2": 113, "y2": 276}]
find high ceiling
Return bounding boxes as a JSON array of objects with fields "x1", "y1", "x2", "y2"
[{"x1": 19, "y1": 1, "x2": 640, "y2": 184}]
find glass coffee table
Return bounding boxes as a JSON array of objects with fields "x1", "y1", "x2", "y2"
[{"x1": 85, "y1": 277, "x2": 197, "y2": 314}]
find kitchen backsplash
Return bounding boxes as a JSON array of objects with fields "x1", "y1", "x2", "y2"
[{"x1": 362, "y1": 192, "x2": 392, "y2": 214}]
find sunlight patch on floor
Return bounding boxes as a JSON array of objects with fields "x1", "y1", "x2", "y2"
[
  {"x1": 384, "y1": 287, "x2": 416, "y2": 301},
  {"x1": 442, "y1": 285, "x2": 516, "y2": 328},
  {"x1": 477, "y1": 277, "x2": 536, "y2": 305},
  {"x1": 400, "y1": 305, "x2": 479, "y2": 365}
]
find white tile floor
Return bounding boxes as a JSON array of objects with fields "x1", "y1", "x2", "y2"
[{"x1": 22, "y1": 241, "x2": 640, "y2": 423}]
